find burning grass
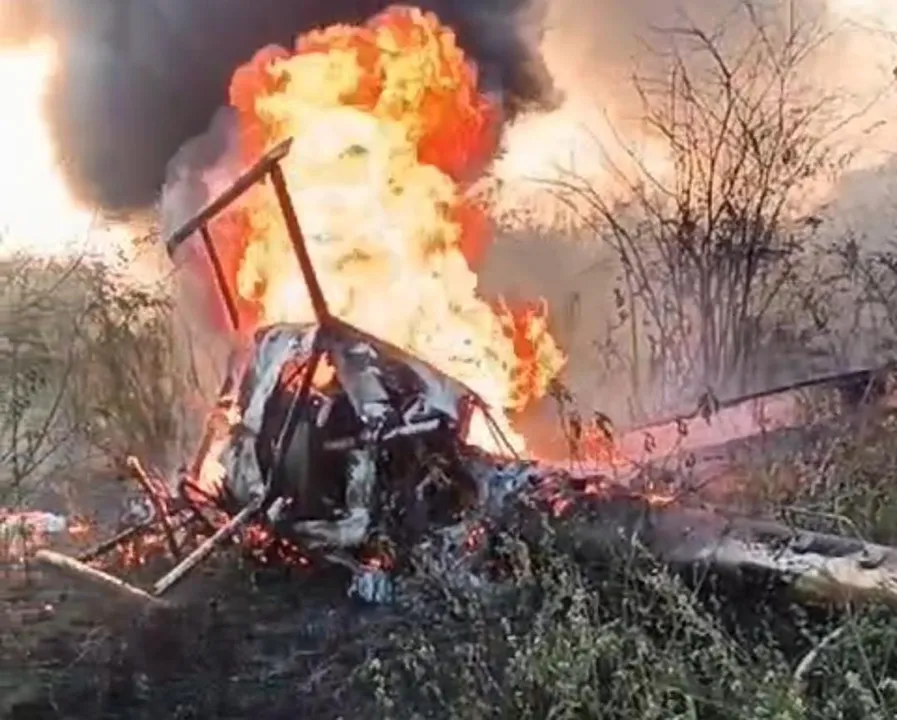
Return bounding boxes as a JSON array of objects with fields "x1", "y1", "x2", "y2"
[
  {"x1": 0, "y1": 241, "x2": 896, "y2": 720},
  {"x1": 2, "y1": 281, "x2": 897, "y2": 720},
  {"x1": 5, "y1": 488, "x2": 897, "y2": 719},
  {"x1": 5, "y1": 6, "x2": 897, "y2": 715}
]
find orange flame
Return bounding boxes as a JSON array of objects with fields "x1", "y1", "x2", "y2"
[{"x1": 210, "y1": 6, "x2": 565, "y2": 453}]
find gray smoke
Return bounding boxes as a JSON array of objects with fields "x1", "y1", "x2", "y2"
[{"x1": 13, "y1": 0, "x2": 560, "y2": 212}]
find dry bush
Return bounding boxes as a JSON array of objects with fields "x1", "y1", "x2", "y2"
[
  {"x1": 547, "y1": 1, "x2": 869, "y2": 421},
  {"x1": 0, "y1": 236, "x2": 221, "y2": 522},
  {"x1": 794, "y1": 231, "x2": 897, "y2": 369},
  {"x1": 743, "y1": 408, "x2": 897, "y2": 547},
  {"x1": 0, "y1": 253, "x2": 89, "y2": 510},
  {"x1": 350, "y1": 526, "x2": 897, "y2": 720},
  {"x1": 64, "y1": 255, "x2": 221, "y2": 477}
]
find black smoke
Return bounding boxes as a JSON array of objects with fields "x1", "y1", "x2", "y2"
[{"x1": 13, "y1": 0, "x2": 558, "y2": 212}]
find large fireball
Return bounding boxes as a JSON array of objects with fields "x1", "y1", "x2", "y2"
[{"x1": 211, "y1": 6, "x2": 566, "y2": 452}]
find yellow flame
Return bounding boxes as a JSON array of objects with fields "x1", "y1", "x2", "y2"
[{"x1": 226, "y1": 14, "x2": 567, "y2": 454}]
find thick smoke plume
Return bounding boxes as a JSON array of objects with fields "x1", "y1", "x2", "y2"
[
  {"x1": 14, "y1": 0, "x2": 885, "y2": 216},
  {"x1": 12, "y1": 0, "x2": 558, "y2": 212},
  {"x1": 7, "y1": 0, "x2": 897, "y2": 419}
]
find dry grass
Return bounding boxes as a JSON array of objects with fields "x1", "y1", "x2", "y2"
[
  {"x1": 345, "y1": 418, "x2": 897, "y2": 720},
  {"x1": 1, "y1": 252, "x2": 897, "y2": 719},
  {"x1": 3, "y1": 5, "x2": 897, "y2": 708},
  {"x1": 0, "y1": 248, "x2": 220, "y2": 512}
]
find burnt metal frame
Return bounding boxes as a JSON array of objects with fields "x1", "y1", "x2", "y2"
[
  {"x1": 33, "y1": 137, "x2": 522, "y2": 605},
  {"x1": 33, "y1": 140, "x2": 328, "y2": 604},
  {"x1": 167, "y1": 137, "x2": 518, "y2": 464},
  {"x1": 167, "y1": 137, "x2": 336, "y2": 503},
  {"x1": 166, "y1": 137, "x2": 331, "y2": 329}
]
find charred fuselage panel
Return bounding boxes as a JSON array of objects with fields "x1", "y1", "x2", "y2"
[{"x1": 212, "y1": 322, "x2": 481, "y2": 553}]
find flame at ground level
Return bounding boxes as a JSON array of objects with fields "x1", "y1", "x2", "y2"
[{"x1": 199, "y1": 6, "x2": 565, "y2": 453}]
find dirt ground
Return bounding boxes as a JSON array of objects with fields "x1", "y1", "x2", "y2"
[
  {"x1": 1, "y1": 554, "x2": 403, "y2": 719},
  {"x1": 1, "y1": 397, "x2": 889, "y2": 719},
  {"x1": 0, "y1": 467, "x2": 395, "y2": 720}
]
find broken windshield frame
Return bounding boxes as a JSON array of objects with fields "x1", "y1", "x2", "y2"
[{"x1": 165, "y1": 137, "x2": 330, "y2": 332}]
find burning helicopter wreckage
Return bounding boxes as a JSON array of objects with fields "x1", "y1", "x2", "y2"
[
  {"x1": 34, "y1": 139, "x2": 897, "y2": 612},
  {"x1": 35, "y1": 139, "x2": 554, "y2": 606}
]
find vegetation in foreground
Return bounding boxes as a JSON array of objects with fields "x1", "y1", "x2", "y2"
[
  {"x1": 1, "y1": 255, "x2": 897, "y2": 718},
  {"x1": 4, "y1": 4, "x2": 897, "y2": 717},
  {"x1": 5, "y1": 434, "x2": 897, "y2": 720}
]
